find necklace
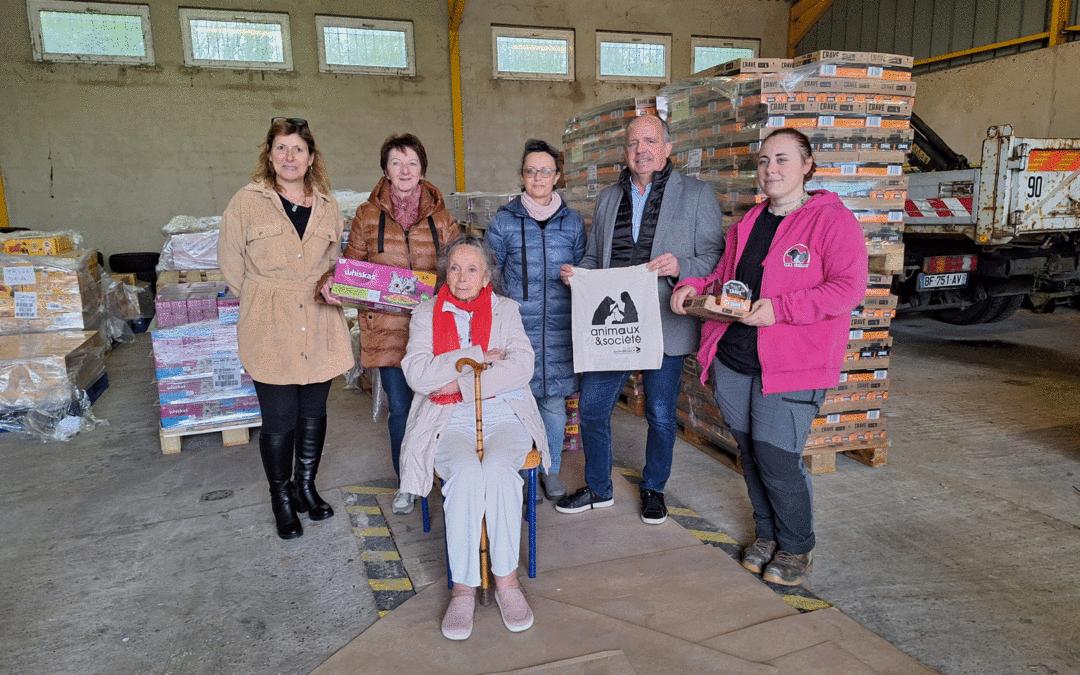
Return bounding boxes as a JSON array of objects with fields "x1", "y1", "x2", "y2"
[
  {"x1": 280, "y1": 192, "x2": 307, "y2": 212},
  {"x1": 769, "y1": 192, "x2": 810, "y2": 217}
]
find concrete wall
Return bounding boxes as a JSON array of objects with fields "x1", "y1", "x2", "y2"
[
  {"x1": 0, "y1": 0, "x2": 785, "y2": 260},
  {"x1": 457, "y1": 0, "x2": 789, "y2": 191},
  {"x1": 0, "y1": 0, "x2": 452, "y2": 258},
  {"x1": 913, "y1": 40, "x2": 1080, "y2": 163}
]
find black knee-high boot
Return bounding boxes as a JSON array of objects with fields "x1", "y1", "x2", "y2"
[
  {"x1": 259, "y1": 429, "x2": 303, "y2": 539},
  {"x1": 294, "y1": 416, "x2": 334, "y2": 520}
]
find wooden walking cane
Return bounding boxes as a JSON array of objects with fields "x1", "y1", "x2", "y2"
[{"x1": 455, "y1": 356, "x2": 494, "y2": 605}]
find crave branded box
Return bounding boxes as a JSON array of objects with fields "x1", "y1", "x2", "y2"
[
  {"x1": 683, "y1": 279, "x2": 752, "y2": 321},
  {"x1": 330, "y1": 259, "x2": 436, "y2": 313}
]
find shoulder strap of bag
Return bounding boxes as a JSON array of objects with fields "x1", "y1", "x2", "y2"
[{"x1": 428, "y1": 215, "x2": 439, "y2": 253}]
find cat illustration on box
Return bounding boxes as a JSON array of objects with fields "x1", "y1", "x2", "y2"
[{"x1": 387, "y1": 271, "x2": 417, "y2": 296}]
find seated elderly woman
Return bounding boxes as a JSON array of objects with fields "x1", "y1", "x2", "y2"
[{"x1": 398, "y1": 235, "x2": 550, "y2": 640}]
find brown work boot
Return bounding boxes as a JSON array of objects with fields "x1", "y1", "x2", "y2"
[
  {"x1": 762, "y1": 550, "x2": 813, "y2": 586},
  {"x1": 740, "y1": 538, "x2": 777, "y2": 575}
]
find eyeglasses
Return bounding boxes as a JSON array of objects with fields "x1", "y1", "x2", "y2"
[
  {"x1": 271, "y1": 117, "x2": 308, "y2": 127},
  {"x1": 522, "y1": 168, "x2": 556, "y2": 177}
]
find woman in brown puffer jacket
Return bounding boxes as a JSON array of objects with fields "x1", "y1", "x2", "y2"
[{"x1": 333, "y1": 134, "x2": 459, "y2": 514}]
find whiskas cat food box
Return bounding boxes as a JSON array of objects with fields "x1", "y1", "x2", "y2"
[{"x1": 330, "y1": 259, "x2": 436, "y2": 313}]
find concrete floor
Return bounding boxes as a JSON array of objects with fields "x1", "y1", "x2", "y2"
[{"x1": 2, "y1": 307, "x2": 1079, "y2": 674}]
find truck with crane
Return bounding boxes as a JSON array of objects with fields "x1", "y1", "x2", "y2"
[{"x1": 899, "y1": 116, "x2": 1080, "y2": 323}]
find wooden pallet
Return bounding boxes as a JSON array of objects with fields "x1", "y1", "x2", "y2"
[
  {"x1": 617, "y1": 390, "x2": 645, "y2": 416},
  {"x1": 842, "y1": 443, "x2": 889, "y2": 468},
  {"x1": 678, "y1": 424, "x2": 742, "y2": 474},
  {"x1": 157, "y1": 269, "x2": 226, "y2": 287},
  {"x1": 159, "y1": 417, "x2": 262, "y2": 454},
  {"x1": 868, "y1": 251, "x2": 903, "y2": 275},
  {"x1": 678, "y1": 416, "x2": 888, "y2": 475},
  {"x1": 616, "y1": 373, "x2": 645, "y2": 416}
]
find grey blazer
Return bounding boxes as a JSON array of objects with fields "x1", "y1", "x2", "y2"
[{"x1": 580, "y1": 168, "x2": 724, "y2": 357}]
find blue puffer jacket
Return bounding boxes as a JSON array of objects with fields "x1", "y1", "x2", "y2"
[{"x1": 486, "y1": 195, "x2": 586, "y2": 398}]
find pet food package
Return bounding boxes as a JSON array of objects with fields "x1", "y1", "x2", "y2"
[
  {"x1": 569, "y1": 264, "x2": 663, "y2": 373},
  {"x1": 330, "y1": 259, "x2": 436, "y2": 313},
  {"x1": 0, "y1": 250, "x2": 105, "y2": 335},
  {"x1": 151, "y1": 320, "x2": 259, "y2": 429},
  {"x1": 682, "y1": 279, "x2": 752, "y2": 321},
  {"x1": 0, "y1": 230, "x2": 79, "y2": 256}
]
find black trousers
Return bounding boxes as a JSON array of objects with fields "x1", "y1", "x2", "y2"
[{"x1": 253, "y1": 379, "x2": 333, "y2": 435}]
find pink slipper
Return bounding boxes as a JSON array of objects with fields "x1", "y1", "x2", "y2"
[
  {"x1": 441, "y1": 593, "x2": 475, "y2": 640},
  {"x1": 494, "y1": 587, "x2": 534, "y2": 632}
]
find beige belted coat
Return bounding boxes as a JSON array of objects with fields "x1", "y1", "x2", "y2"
[
  {"x1": 397, "y1": 293, "x2": 550, "y2": 497},
  {"x1": 218, "y1": 181, "x2": 354, "y2": 385}
]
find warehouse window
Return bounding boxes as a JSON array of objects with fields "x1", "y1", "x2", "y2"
[
  {"x1": 596, "y1": 31, "x2": 670, "y2": 84},
  {"x1": 27, "y1": 0, "x2": 154, "y2": 65},
  {"x1": 492, "y1": 26, "x2": 574, "y2": 81},
  {"x1": 316, "y1": 16, "x2": 415, "y2": 75},
  {"x1": 179, "y1": 8, "x2": 292, "y2": 71},
  {"x1": 691, "y1": 37, "x2": 759, "y2": 73}
]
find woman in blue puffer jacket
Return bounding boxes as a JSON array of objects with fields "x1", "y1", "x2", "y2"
[{"x1": 486, "y1": 139, "x2": 586, "y2": 501}]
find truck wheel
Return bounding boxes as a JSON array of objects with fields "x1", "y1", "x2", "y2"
[{"x1": 932, "y1": 294, "x2": 1024, "y2": 325}]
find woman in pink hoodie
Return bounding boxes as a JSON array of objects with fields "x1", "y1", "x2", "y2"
[{"x1": 671, "y1": 128, "x2": 867, "y2": 586}]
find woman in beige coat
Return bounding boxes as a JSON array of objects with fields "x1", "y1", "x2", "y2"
[
  {"x1": 218, "y1": 117, "x2": 354, "y2": 540},
  {"x1": 399, "y1": 236, "x2": 548, "y2": 640}
]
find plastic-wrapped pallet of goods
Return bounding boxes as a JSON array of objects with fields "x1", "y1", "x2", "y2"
[
  {"x1": 658, "y1": 51, "x2": 914, "y2": 471},
  {"x1": 562, "y1": 97, "x2": 658, "y2": 226},
  {"x1": 0, "y1": 250, "x2": 106, "y2": 336},
  {"x1": 152, "y1": 271, "x2": 259, "y2": 453},
  {"x1": 445, "y1": 192, "x2": 518, "y2": 234},
  {"x1": 0, "y1": 329, "x2": 108, "y2": 440}
]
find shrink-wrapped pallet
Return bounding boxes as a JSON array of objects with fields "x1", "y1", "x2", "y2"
[
  {"x1": 151, "y1": 320, "x2": 259, "y2": 430},
  {"x1": 0, "y1": 329, "x2": 107, "y2": 440},
  {"x1": 561, "y1": 97, "x2": 658, "y2": 224},
  {"x1": 0, "y1": 250, "x2": 105, "y2": 335}
]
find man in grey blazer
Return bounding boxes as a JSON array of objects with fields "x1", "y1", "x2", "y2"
[{"x1": 556, "y1": 114, "x2": 723, "y2": 524}]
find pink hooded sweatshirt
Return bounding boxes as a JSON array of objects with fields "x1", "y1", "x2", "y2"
[{"x1": 676, "y1": 190, "x2": 868, "y2": 396}]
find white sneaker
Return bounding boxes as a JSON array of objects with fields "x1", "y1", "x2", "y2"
[{"x1": 392, "y1": 491, "x2": 416, "y2": 515}]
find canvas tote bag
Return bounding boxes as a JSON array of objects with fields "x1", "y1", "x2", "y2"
[{"x1": 568, "y1": 264, "x2": 664, "y2": 372}]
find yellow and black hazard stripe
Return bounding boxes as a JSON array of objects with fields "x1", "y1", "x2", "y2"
[{"x1": 343, "y1": 484, "x2": 414, "y2": 618}]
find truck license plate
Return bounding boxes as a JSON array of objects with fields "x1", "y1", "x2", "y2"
[{"x1": 918, "y1": 272, "x2": 967, "y2": 290}]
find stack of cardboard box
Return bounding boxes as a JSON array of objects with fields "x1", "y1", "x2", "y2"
[
  {"x1": 654, "y1": 50, "x2": 913, "y2": 471},
  {"x1": 0, "y1": 231, "x2": 109, "y2": 432},
  {"x1": 0, "y1": 248, "x2": 105, "y2": 336},
  {"x1": 150, "y1": 269, "x2": 257, "y2": 431},
  {"x1": 561, "y1": 97, "x2": 657, "y2": 225}
]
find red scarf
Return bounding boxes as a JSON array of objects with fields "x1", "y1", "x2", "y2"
[{"x1": 430, "y1": 284, "x2": 493, "y2": 404}]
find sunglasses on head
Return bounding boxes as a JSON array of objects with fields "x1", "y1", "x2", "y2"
[{"x1": 271, "y1": 117, "x2": 308, "y2": 127}]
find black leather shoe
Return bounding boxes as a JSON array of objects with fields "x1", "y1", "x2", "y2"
[
  {"x1": 294, "y1": 417, "x2": 334, "y2": 521},
  {"x1": 640, "y1": 489, "x2": 667, "y2": 525},
  {"x1": 554, "y1": 487, "x2": 614, "y2": 514}
]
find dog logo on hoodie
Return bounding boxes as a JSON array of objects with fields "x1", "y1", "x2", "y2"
[{"x1": 784, "y1": 244, "x2": 811, "y2": 268}]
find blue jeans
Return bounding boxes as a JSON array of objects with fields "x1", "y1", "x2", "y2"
[
  {"x1": 535, "y1": 394, "x2": 567, "y2": 475},
  {"x1": 579, "y1": 354, "x2": 684, "y2": 499},
  {"x1": 379, "y1": 366, "x2": 414, "y2": 477}
]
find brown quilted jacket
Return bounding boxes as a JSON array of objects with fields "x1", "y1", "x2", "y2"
[{"x1": 344, "y1": 177, "x2": 460, "y2": 368}]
